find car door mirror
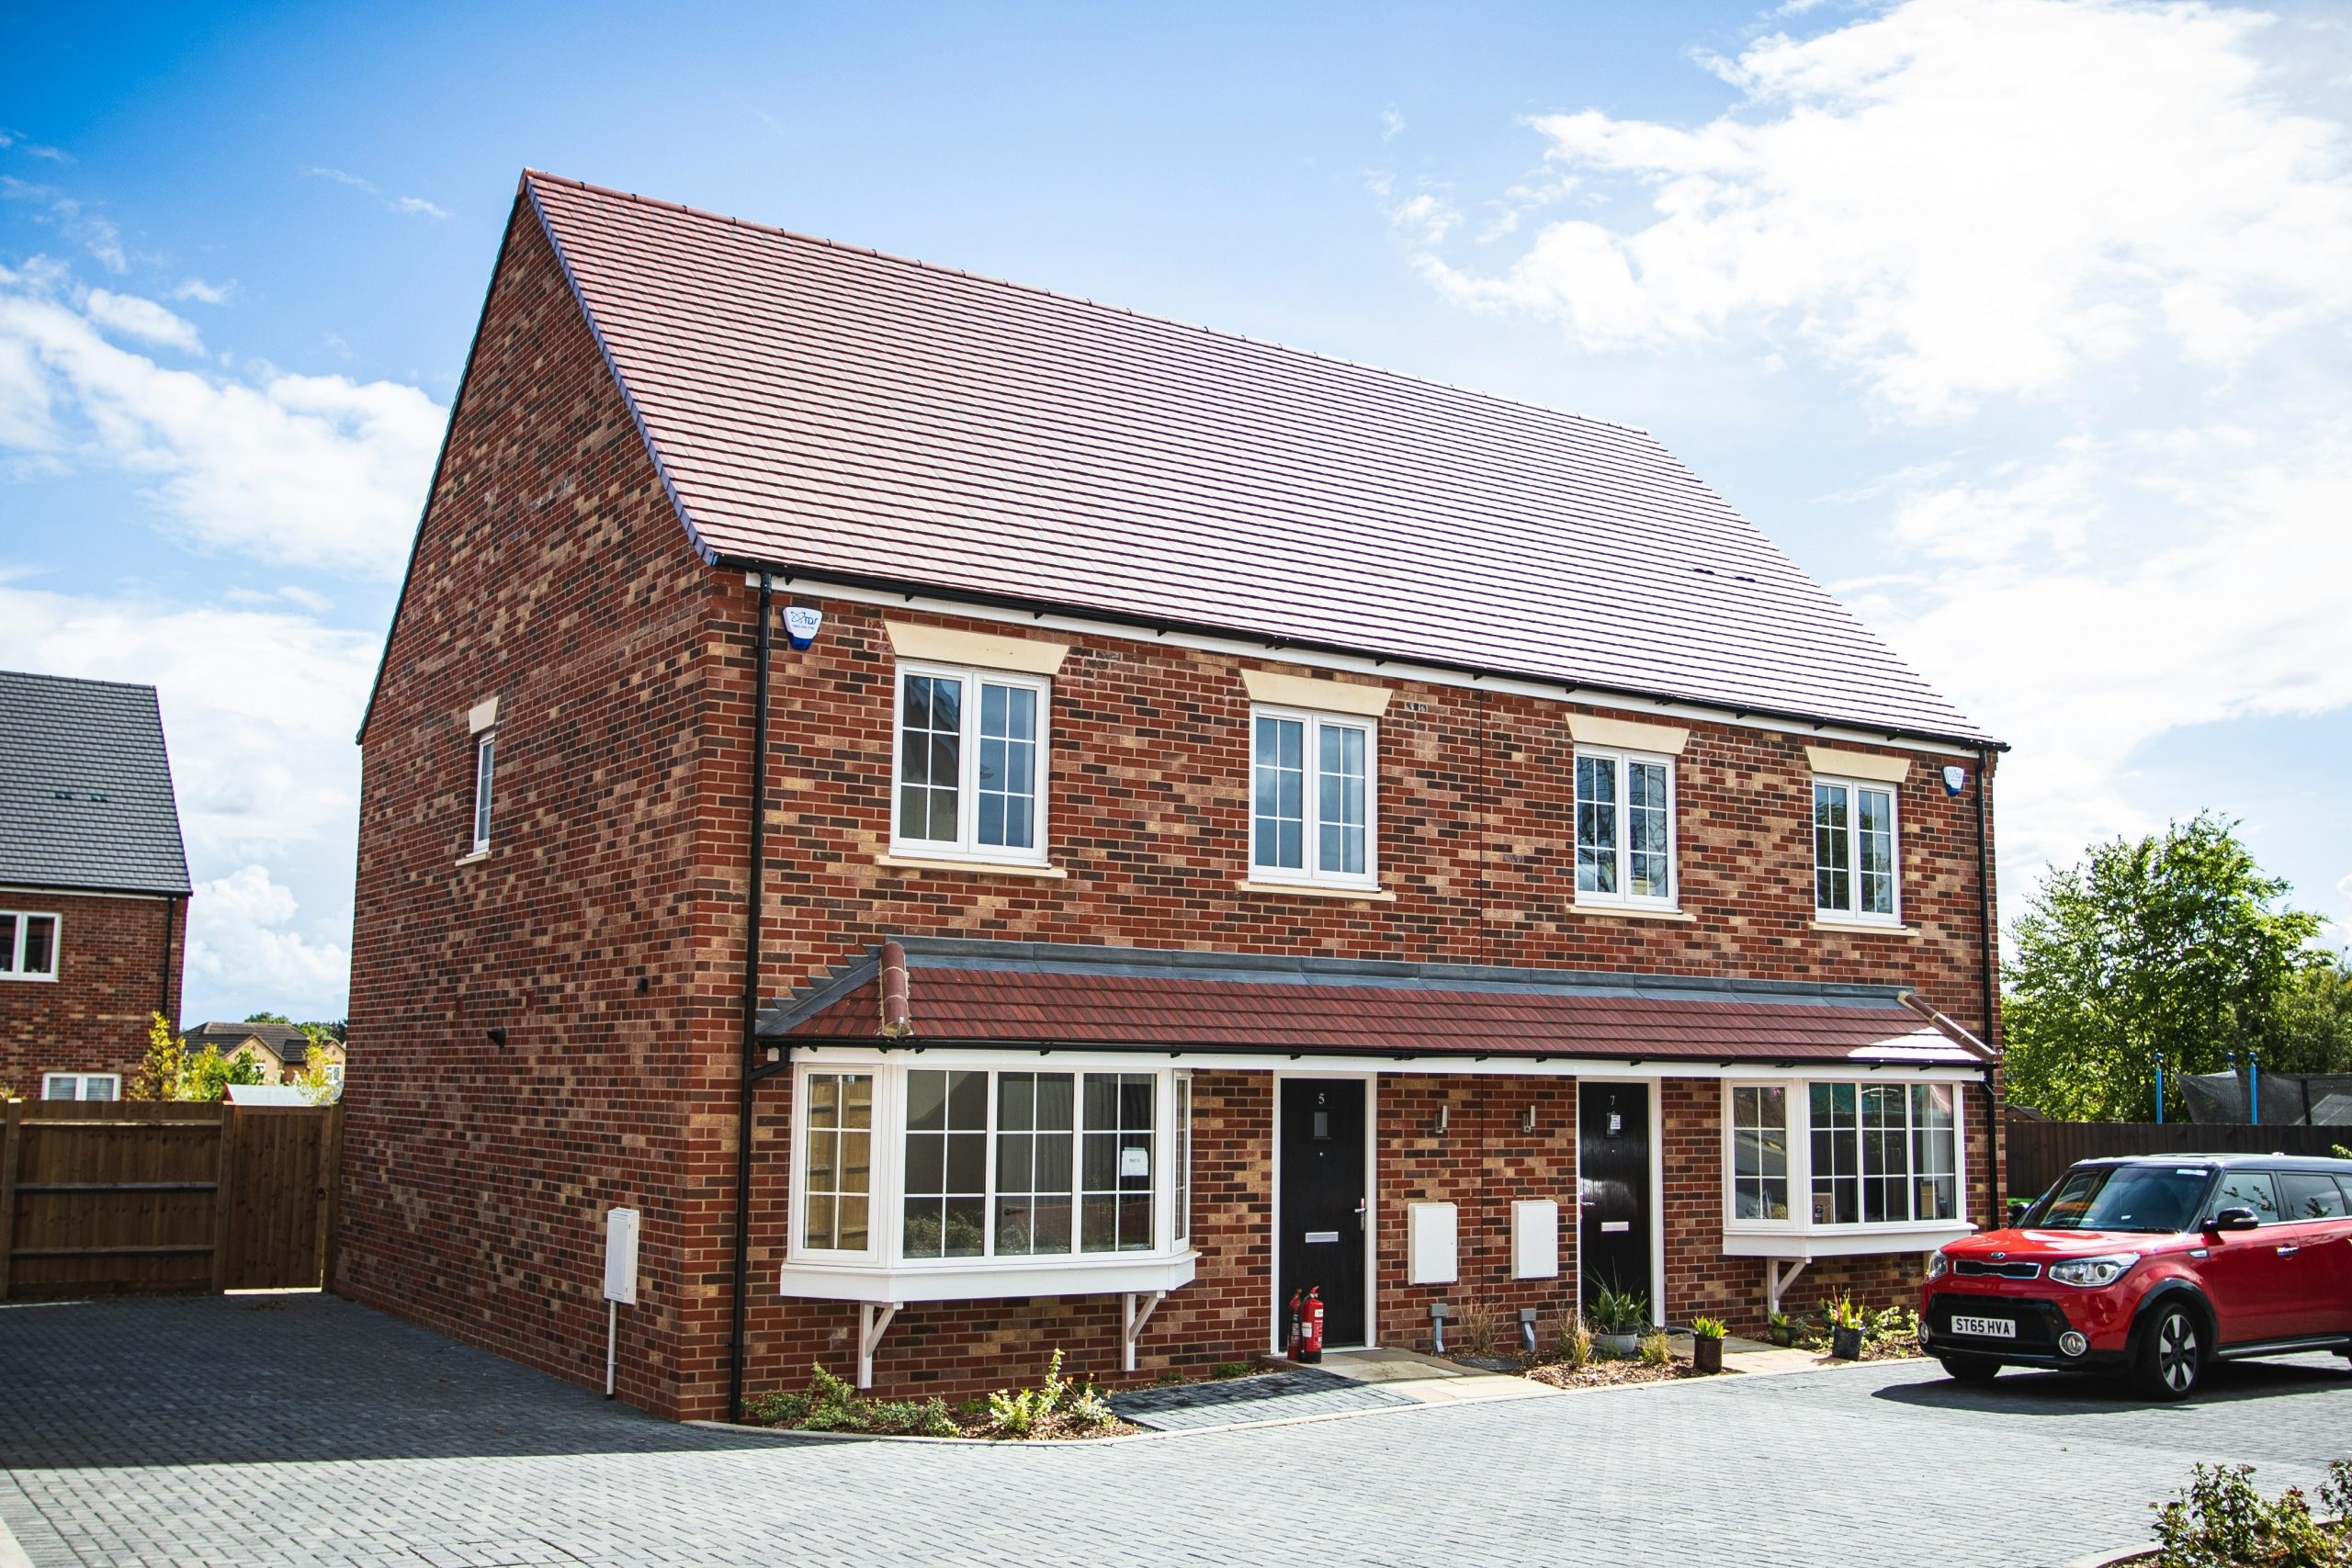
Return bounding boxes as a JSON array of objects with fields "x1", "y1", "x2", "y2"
[
  {"x1": 2006, "y1": 1198, "x2": 2032, "y2": 1228},
  {"x1": 2207, "y1": 1206, "x2": 2260, "y2": 1233}
]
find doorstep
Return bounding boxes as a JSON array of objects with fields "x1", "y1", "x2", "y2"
[
  {"x1": 1311, "y1": 1347, "x2": 1559, "y2": 1405},
  {"x1": 1717, "y1": 1335, "x2": 1863, "y2": 1377}
]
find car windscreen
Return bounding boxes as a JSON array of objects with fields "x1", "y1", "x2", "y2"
[{"x1": 2031, "y1": 1166, "x2": 2211, "y2": 1232}]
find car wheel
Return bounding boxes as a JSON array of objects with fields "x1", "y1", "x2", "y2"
[
  {"x1": 2133, "y1": 1303, "x2": 2203, "y2": 1400},
  {"x1": 1939, "y1": 1356, "x2": 2001, "y2": 1384}
]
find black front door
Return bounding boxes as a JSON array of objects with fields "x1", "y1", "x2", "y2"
[
  {"x1": 1578, "y1": 1082, "x2": 1653, "y2": 1314},
  {"x1": 1278, "y1": 1078, "x2": 1367, "y2": 1348}
]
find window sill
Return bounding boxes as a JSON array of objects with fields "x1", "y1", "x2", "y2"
[
  {"x1": 454, "y1": 850, "x2": 491, "y2": 867},
  {"x1": 1810, "y1": 918, "x2": 1917, "y2": 938},
  {"x1": 1236, "y1": 878, "x2": 1396, "y2": 903},
  {"x1": 778, "y1": 1248, "x2": 1198, "y2": 1303},
  {"x1": 877, "y1": 853, "x2": 1069, "y2": 880},
  {"x1": 1722, "y1": 1222, "x2": 1973, "y2": 1260},
  {"x1": 0, "y1": 975, "x2": 58, "y2": 984},
  {"x1": 1573, "y1": 901, "x2": 1695, "y2": 923}
]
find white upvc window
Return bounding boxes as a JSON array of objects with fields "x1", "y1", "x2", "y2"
[
  {"x1": 0, "y1": 911, "x2": 60, "y2": 980},
  {"x1": 1813, "y1": 776, "x2": 1899, "y2": 923},
  {"x1": 788, "y1": 1060, "x2": 1194, "y2": 1273},
  {"x1": 891, "y1": 662, "x2": 1051, "y2": 864},
  {"x1": 471, "y1": 731, "x2": 497, "y2": 854},
  {"x1": 42, "y1": 1072, "x2": 119, "y2": 1101},
  {"x1": 1573, "y1": 749, "x2": 1677, "y2": 908},
  {"x1": 1250, "y1": 705, "x2": 1376, "y2": 888},
  {"x1": 1722, "y1": 1078, "x2": 1966, "y2": 1236}
]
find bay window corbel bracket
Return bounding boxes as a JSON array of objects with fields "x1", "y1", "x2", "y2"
[
  {"x1": 1765, "y1": 1258, "x2": 1808, "y2": 1317},
  {"x1": 857, "y1": 1301, "x2": 901, "y2": 1390},
  {"x1": 1123, "y1": 1289, "x2": 1168, "y2": 1373}
]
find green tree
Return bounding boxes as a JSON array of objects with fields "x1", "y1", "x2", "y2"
[
  {"x1": 243, "y1": 1011, "x2": 291, "y2": 1024},
  {"x1": 129, "y1": 1013, "x2": 266, "y2": 1102},
  {"x1": 180, "y1": 1044, "x2": 266, "y2": 1101},
  {"x1": 2271, "y1": 956, "x2": 2352, "y2": 1074},
  {"x1": 2002, "y1": 814, "x2": 2324, "y2": 1122}
]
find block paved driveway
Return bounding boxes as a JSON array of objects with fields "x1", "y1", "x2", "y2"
[{"x1": 5, "y1": 1295, "x2": 2351, "y2": 1567}]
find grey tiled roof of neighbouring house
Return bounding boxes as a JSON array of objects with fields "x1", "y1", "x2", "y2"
[
  {"x1": 183, "y1": 1021, "x2": 318, "y2": 1065},
  {"x1": 514, "y1": 171, "x2": 1998, "y2": 746},
  {"x1": 0, "y1": 671, "x2": 193, "y2": 896}
]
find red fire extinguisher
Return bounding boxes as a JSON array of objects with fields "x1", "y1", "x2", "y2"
[
  {"x1": 1286, "y1": 1288, "x2": 1303, "y2": 1359},
  {"x1": 1300, "y1": 1286, "x2": 1325, "y2": 1364}
]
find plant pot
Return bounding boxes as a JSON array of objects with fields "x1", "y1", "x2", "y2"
[
  {"x1": 1692, "y1": 1336, "x2": 1724, "y2": 1374},
  {"x1": 1831, "y1": 1326, "x2": 1864, "y2": 1361},
  {"x1": 1600, "y1": 1333, "x2": 1641, "y2": 1359},
  {"x1": 1767, "y1": 1325, "x2": 1795, "y2": 1348}
]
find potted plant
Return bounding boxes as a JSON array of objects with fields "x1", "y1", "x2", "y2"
[
  {"x1": 1690, "y1": 1315, "x2": 1727, "y2": 1374},
  {"x1": 1826, "y1": 1295, "x2": 1866, "y2": 1360},
  {"x1": 1589, "y1": 1284, "x2": 1647, "y2": 1358},
  {"x1": 1766, "y1": 1310, "x2": 1796, "y2": 1348}
]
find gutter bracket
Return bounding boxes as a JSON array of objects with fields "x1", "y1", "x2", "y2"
[
  {"x1": 1122, "y1": 1289, "x2": 1167, "y2": 1373},
  {"x1": 1766, "y1": 1258, "x2": 1809, "y2": 1317},
  {"x1": 857, "y1": 1301, "x2": 901, "y2": 1390}
]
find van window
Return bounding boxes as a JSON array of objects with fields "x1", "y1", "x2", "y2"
[
  {"x1": 2210, "y1": 1170, "x2": 2280, "y2": 1224},
  {"x1": 2279, "y1": 1172, "x2": 2348, "y2": 1221}
]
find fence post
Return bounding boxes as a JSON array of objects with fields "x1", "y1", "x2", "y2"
[
  {"x1": 0, "y1": 1099, "x2": 21, "y2": 1302},
  {"x1": 210, "y1": 1102, "x2": 238, "y2": 1293},
  {"x1": 318, "y1": 1103, "x2": 344, "y2": 1291}
]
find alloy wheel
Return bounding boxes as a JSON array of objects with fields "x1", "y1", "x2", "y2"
[{"x1": 2158, "y1": 1312, "x2": 2199, "y2": 1393}]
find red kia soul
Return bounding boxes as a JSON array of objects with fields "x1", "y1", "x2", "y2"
[{"x1": 1921, "y1": 1155, "x2": 2352, "y2": 1399}]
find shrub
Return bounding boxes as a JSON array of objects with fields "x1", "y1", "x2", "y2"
[
  {"x1": 1637, "y1": 1329, "x2": 1672, "y2": 1367},
  {"x1": 1868, "y1": 1305, "x2": 1920, "y2": 1344},
  {"x1": 1458, "y1": 1297, "x2": 1505, "y2": 1358},
  {"x1": 2151, "y1": 1461, "x2": 2352, "y2": 1568},
  {"x1": 743, "y1": 1366, "x2": 955, "y2": 1438},
  {"x1": 1211, "y1": 1361, "x2": 1251, "y2": 1380},
  {"x1": 985, "y1": 1348, "x2": 1069, "y2": 1438},
  {"x1": 1589, "y1": 1283, "x2": 1648, "y2": 1337},
  {"x1": 1555, "y1": 1314, "x2": 1595, "y2": 1372},
  {"x1": 1690, "y1": 1316, "x2": 1728, "y2": 1340}
]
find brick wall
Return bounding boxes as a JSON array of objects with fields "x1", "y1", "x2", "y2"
[
  {"x1": 0, "y1": 890, "x2": 184, "y2": 1096},
  {"x1": 344, "y1": 190, "x2": 2003, "y2": 1421}
]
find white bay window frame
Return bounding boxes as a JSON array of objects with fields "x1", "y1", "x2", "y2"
[
  {"x1": 781, "y1": 1054, "x2": 1197, "y2": 1303},
  {"x1": 1571, "y1": 747, "x2": 1679, "y2": 910},
  {"x1": 1249, "y1": 703, "x2": 1378, "y2": 891},
  {"x1": 1719, "y1": 1076, "x2": 1973, "y2": 1260},
  {"x1": 889, "y1": 660, "x2": 1053, "y2": 867}
]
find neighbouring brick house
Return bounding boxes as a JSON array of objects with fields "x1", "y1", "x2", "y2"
[
  {"x1": 0, "y1": 671, "x2": 192, "y2": 1102},
  {"x1": 180, "y1": 1021, "x2": 346, "y2": 1090},
  {"x1": 343, "y1": 170, "x2": 2007, "y2": 1422}
]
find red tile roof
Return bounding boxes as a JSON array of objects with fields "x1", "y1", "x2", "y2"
[
  {"x1": 780, "y1": 966, "x2": 1979, "y2": 1066},
  {"x1": 521, "y1": 172, "x2": 1995, "y2": 745}
]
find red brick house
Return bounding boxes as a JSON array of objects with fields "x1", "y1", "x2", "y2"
[
  {"x1": 0, "y1": 671, "x2": 192, "y2": 1101},
  {"x1": 343, "y1": 170, "x2": 2006, "y2": 1421}
]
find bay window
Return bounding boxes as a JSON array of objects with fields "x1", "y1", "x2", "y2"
[
  {"x1": 1574, "y1": 750, "x2": 1676, "y2": 907},
  {"x1": 786, "y1": 1060, "x2": 1195, "y2": 1299},
  {"x1": 1814, "y1": 777, "x2": 1898, "y2": 923},
  {"x1": 892, "y1": 662, "x2": 1050, "y2": 863},
  {"x1": 1250, "y1": 705, "x2": 1375, "y2": 887},
  {"x1": 1724, "y1": 1078, "x2": 1969, "y2": 1247}
]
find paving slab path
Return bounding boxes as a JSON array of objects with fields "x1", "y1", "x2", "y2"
[{"x1": 4, "y1": 1293, "x2": 2351, "y2": 1567}]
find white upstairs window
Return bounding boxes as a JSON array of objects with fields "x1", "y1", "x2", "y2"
[
  {"x1": 892, "y1": 663, "x2": 1050, "y2": 864},
  {"x1": 0, "y1": 911, "x2": 60, "y2": 980},
  {"x1": 1814, "y1": 777, "x2": 1899, "y2": 923},
  {"x1": 1573, "y1": 750, "x2": 1677, "y2": 908},
  {"x1": 1250, "y1": 705, "x2": 1375, "y2": 888}
]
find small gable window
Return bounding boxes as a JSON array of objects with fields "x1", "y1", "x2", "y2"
[
  {"x1": 471, "y1": 732, "x2": 497, "y2": 855},
  {"x1": 0, "y1": 911, "x2": 60, "y2": 980}
]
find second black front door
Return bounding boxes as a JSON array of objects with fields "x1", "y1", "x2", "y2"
[
  {"x1": 1278, "y1": 1078, "x2": 1367, "y2": 1348},
  {"x1": 1578, "y1": 1082, "x2": 1653, "y2": 1314}
]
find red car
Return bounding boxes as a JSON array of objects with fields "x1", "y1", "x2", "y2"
[{"x1": 1921, "y1": 1154, "x2": 2352, "y2": 1399}]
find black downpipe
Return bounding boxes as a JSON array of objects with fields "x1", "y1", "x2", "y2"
[
  {"x1": 1974, "y1": 747, "x2": 2001, "y2": 1215},
  {"x1": 728, "y1": 574, "x2": 775, "y2": 1424},
  {"x1": 157, "y1": 894, "x2": 178, "y2": 1025}
]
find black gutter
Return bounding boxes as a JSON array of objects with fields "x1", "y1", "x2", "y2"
[
  {"x1": 726, "y1": 573, "x2": 775, "y2": 1426},
  {"x1": 1975, "y1": 746, "x2": 2002, "y2": 1210},
  {"x1": 707, "y1": 554, "x2": 2012, "y2": 759},
  {"x1": 781, "y1": 1036, "x2": 1982, "y2": 1068}
]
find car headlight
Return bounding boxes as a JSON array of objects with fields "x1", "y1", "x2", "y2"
[
  {"x1": 1927, "y1": 1249, "x2": 1951, "y2": 1280},
  {"x1": 2047, "y1": 1253, "x2": 2140, "y2": 1288}
]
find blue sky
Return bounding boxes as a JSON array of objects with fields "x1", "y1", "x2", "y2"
[{"x1": 4, "y1": 0, "x2": 2348, "y2": 1024}]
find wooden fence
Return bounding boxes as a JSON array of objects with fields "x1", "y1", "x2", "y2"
[
  {"x1": 2006, "y1": 1118, "x2": 2348, "y2": 1201},
  {"x1": 0, "y1": 1100, "x2": 342, "y2": 1301}
]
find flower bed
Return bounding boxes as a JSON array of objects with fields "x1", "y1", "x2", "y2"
[{"x1": 742, "y1": 1353, "x2": 1137, "y2": 1441}]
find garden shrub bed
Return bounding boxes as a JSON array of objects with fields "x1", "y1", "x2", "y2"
[{"x1": 742, "y1": 1354, "x2": 1137, "y2": 1441}]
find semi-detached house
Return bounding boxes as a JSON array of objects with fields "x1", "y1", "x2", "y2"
[{"x1": 343, "y1": 170, "x2": 2007, "y2": 1421}]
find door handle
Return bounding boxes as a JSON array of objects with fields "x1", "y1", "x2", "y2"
[
  {"x1": 1355, "y1": 1199, "x2": 1369, "y2": 1230},
  {"x1": 2277, "y1": 1245, "x2": 2301, "y2": 1257}
]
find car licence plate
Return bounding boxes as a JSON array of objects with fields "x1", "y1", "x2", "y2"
[{"x1": 1950, "y1": 1314, "x2": 2017, "y2": 1339}]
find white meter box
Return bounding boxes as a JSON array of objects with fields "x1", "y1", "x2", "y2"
[
  {"x1": 1511, "y1": 1199, "x2": 1560, "y2": 1280},
  {"x1": 604, "y1": 1207, "x2": 641, "y2": 1304},
  {"x1": 1407, "y1": 1201, "x2": 1457, "y2": 1284}
]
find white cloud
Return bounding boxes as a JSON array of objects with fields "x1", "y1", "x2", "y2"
[
  {"x1": 170, "y1": 278, "x2": 232, "y2": 305},
  {"x1": 1380, "y1": 106, "x2": 1407, "y2": 141},
  {"x1": 83, "y1": 288, "x2": 203, "y2": 354},
  {"x1": 0, "y1": 261, "x2": 443, "y2": 576},
  {"x1": 1853, "y1": 415, "x2": 2352, "y2": 874},
  {"x1": 1386, "y1": 190, "x2": 1462, "y2": 245},
  {"x1": 2, "y1": 176, "x2": 126, "y2": 272},
  {"x1": 303, "y1": 165, "x2": 453, "y2": 221},
  {"x1": 184, "y1": 865, "x2": 352, "y2": 1021},
  {"x1": 1414, "y1": 0, "x2": 2352, "y2": 417}
]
